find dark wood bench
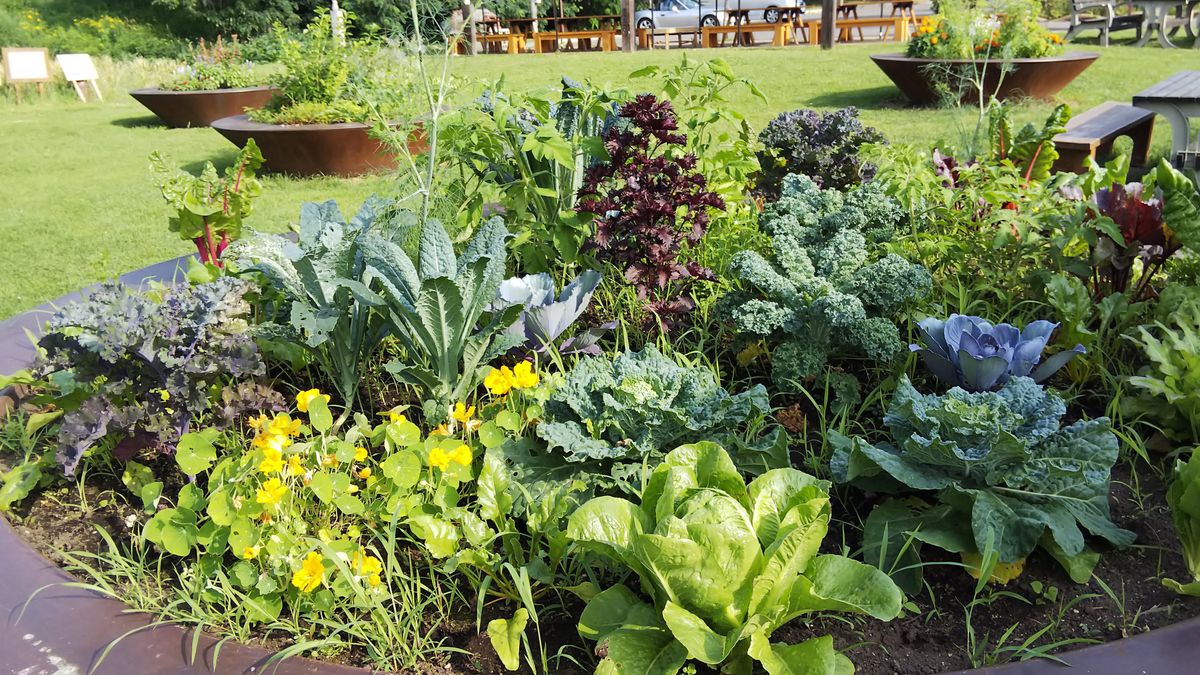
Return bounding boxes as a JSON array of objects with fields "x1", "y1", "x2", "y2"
[{"x1": 1051, "y1": 101, "x2": 1155, "y2": 173}]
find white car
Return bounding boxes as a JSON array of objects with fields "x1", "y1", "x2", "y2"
[
  {"x1": 634, "y1": 0, "x2": 727, "y2": 30},
  {"x1": 737, "y1": 0, "x2": 807, "y2": 25}
]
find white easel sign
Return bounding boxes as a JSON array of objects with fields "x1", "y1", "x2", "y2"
[
  {"x1": 2, "y1": 47, "x2": 51, "y2": 103},
  {"x1": 57, "y1": 53, "x2": 102, "y2": 102}
]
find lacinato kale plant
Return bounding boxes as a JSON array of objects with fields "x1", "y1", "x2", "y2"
[
  {"x1": 721, "y1": 174, "x2": 930, "y2": 392},
  {"x1": 756, "y1": 107, "x2": 884, "y2": 198},
  {"x1": 36, "y1": 278, "x2": 262, "y2": 475},
  {"x1": 831, "y1": 375, "x2": 1134, "y2": 587},
  {"x1": 505, "y1": 346, "x2": 786, "y2": 500},
  {"x1": 576, "y1": 94, "x2": 724, "y2": 323}
]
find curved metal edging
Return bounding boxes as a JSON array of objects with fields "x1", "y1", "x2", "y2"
[{"x1": 2, "y1": 257, "x2": 1200, "y2": 674}]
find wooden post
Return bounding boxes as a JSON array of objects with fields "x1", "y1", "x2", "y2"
[
  {"x1": 463, "y1": 2, "x2": 477, "y2": 55},
  {"x1": 820, "y1": 0, "x2": 835, "y2": 49},
  {"x1": 530, "y1": 0, "x2": 539, "y2": 35},
  {"x1": 621, "y1": 0, "x2": 636, "y2": 52}
]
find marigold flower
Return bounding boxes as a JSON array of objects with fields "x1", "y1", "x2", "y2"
[
  {"x1": 291, "y1": 552, "x2": 325, "y2": 592},
  {"x1": 484, "y1": 366, "x2": 515, "y2": 395},
  {"x1": 512, "y1": 361, "x2": 539, "y2": 389},
  {"x1": 295, "y1": 389, "x2": 329, "y2": 414},
  {"x1": 255, "y1": 477, "x2": 287, "y2": 506},
  {"x1": 428, "y1": 444, "x2": 472, "y2": 471}
]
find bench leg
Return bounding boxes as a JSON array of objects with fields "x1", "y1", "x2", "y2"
[
  {"x1": 1054, "y1": 147, "x2": 1093, "y2": 174},
  {"x1": 1129, "y1": 120, "x2": 1155, "y2": 167}
]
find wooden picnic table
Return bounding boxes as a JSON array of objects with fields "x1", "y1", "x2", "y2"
[
  {"x1": 1133, "y1": 70, "x2": 1200, "y2": 180},
  {"x1": 504, "y1": 14, "x2": 621, "y2": 36},
  {"x1": 722, "y1": 7, "x2": 806, "y2": 46},
  {"x1": 1128, "y1": 0, "x2": 1198, "y2": 48}
]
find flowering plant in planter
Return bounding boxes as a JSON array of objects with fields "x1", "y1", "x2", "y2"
[
  {"x1": 164, "y1": 35, "x2": 258, "y2": 92},
  {"x1": 906, "y1": 0, "x2": 1064, "y2": 59}
]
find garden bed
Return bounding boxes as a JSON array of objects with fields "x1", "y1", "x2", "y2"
[
  {"x1": 869, "y1": 53, "x2": 1100, "y2": 105},
  {"x1": 210, "y1": 114, "x2": 419, "y2": 177}
]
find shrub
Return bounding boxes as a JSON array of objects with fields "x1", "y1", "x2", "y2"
[
  {"x1": 756, "y1": 107, "x2": 884, "y2": 197},
  {"x1": 567, "y1": 442, "x2": 903, "y2": 673},
  {"x1": 721, "y1": 174, "x2": 928, "y2": 391},
  {"x1": 576, "y1": 94, "x2": 725, "y2": 324}
]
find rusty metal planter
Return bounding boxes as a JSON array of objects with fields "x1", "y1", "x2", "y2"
[
  {"x1": 870, "y1": 52, "x2": 1100, "y2": 105},
  {"x1": 128, "y1": 87, "x2": 279, "y2": 128},
  {"x1": 211, "y1": 114, "x2": 423, "y2": 178},
  {"x1": 3, "y1": 257, "x2": 1200, "y2": 674}
]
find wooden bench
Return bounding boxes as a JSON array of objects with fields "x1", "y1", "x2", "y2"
[
  {"x1": 532, "y1": 29, "x2": 617, "y2": 53},
  {"x1": 475, "y1": 33, "x2": 524, "y2": 54},
  {"x1": 700, "y1": 22, "x2": 792, "y2": 48},
  {"x1": 1051, "y1": 101, "x2": 1155, "y2": 173},
  {"x1": 800, "y1": 17, "x2": 912, "y2": 44},
  {"x1": 637, "y1": 27, "x2": 699, "y2": 50}
]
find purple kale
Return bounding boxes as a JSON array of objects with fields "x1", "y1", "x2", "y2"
[{"x1": 756, "y1": 107, "x2": 885, "y2": 197}]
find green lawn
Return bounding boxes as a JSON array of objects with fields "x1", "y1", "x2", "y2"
[{"x1": 1, "y1": 43, "x2": 1195, "y2": 320}]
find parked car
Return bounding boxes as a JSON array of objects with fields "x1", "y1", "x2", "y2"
[
  {"x1": 729, "y1": 0, "x2": 807, "y2": 24},
  {"x1": 634, "y1": 0, "x2": 726, "y2": 30}
]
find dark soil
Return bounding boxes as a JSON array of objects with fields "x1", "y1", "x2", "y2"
[{"x1": 3, "y1": 445, "x2": 1198, "y2": 674}]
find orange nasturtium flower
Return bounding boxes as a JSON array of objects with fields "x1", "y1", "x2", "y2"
[
  {"x1": 291, "y1": 552, "x2": 326, "y2": 592},
  {"x1": 295, "y1": 388, "x2": 329, "y2": 414},
  {"x1": 255, "y1": 477, "x2": 287, "y2": 506},
  {"x1": 428, "y1": 444, "x2": 472, "y2": 471}
]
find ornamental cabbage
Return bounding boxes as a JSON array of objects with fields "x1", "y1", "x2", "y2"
[
  {"x1": 911, "y1": 314, "x2": 1085, "y2": 392},
  {"x1": 831, "y1": 376, "x2": 1134, "y2": 584},
  {"x1": 510, "y1": 346, "x2": 786, "y2": 499},
  {"x1": 490, "y1": 270, "x2": 607, "y2": 354},
  {"x1": 567, "y1": 442, "x2": 903, "y2": 674},
  {"x1": 722, "y1": 174, "x2": 930, "y2": 390}
]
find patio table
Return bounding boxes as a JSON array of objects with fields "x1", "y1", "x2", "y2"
[
  {"x1": 1129, "y1": 0, "x2": 1198, "y2": 48},
  {"x1": 1133, "y1": 70, "x2": 1200, "y2": 181}
]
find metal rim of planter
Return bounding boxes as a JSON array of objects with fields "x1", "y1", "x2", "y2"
[
  {"x1": 869, "y1": 52, "x2": 1101, "y2": 105},
  {"x1": 128, "y1": 86, "x2": 280, "y2": 129}
]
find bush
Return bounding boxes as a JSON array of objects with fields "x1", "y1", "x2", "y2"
[{"x1": 756, "y1": 107, "x2": 884, "y2": 197}]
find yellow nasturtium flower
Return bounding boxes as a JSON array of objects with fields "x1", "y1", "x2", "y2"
[
  {"x1": 484, "y1": 366, "x2": 515, "y2": 395},
  {"x1": 291, "y1": 552, "x2": 326, "y2": 593},
  {"x1": 268, "y1": 413, "x2": 302, "y2": 438},
  {"x1": 388, "y1": 410, "x2": 408, "y2": 424},
  {"x1": 512, "y1": 361, "x2": 539, "y2": 389},
  {"x1": 286, "y1": 454, "x2": 305, "y2": 476},
  {"x1": 295, "y1": 388, "x2": 329, "y2": 414},
  {"x1": 351, "y1": 550, "x2": 384, "y2": 587},
  {"x1": 428, "y1": 444, "x2": 472, "y2": 471},
  {"x1": 357, "y1": 467, "x2": 372, "y2": 480},
  {"x1": 451, "y1": 402, "x2": 475, "y2": 423},
  {"x1": 242, "y1": 545, "x2": 260, "y2": 560},
  {"x1": 354, "y1": 446, "x2": 368, "y2": 462},
  {"x1": 255, "y1": 477, "x2": 287, "y2": 506},
  {"x1": 258, "y1": 447, "x2": 284, "y2": 474}
]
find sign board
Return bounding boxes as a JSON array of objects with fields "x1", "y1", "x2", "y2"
[
  {"x1": 2, "y1": 47, "x2": 51, "y2": 83},
  {"x1": 56, "y1": 53, "x2": 98, "y2": 82}
]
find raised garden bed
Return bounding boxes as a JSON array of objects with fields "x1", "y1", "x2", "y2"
[
  {"x1": 870, "y1": 52, "x2": 1100, "y2": 105},
  {"x1": 210, "y1": 114, "x2": 423, "y2": 177},
  {"x1": 128, "y1": 87, "x2": 279, "y2": 129}
]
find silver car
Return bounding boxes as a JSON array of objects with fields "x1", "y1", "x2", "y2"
[
  {"x1": 740, "y1": 0, "x2": 807, "y2": 24},
  {"x1": 634, "y1": 0, "x2": 726, "y2": 30}
]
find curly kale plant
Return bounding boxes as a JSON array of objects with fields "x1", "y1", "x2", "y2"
[
  {"x1": 508, "y1": 346, "x2": 785, "y2": 499},
  {"x1": 831, "y1": 376, "x2": 1134, "y2": 586},
  {"x1": 723, "y1": 174, "x2": 930, "y2": 390},
  {"x1": 568, "y1": 442, "x2": 902, "y2": 674},
  {"x1": 756, "y1": 107, "x2": 885, "y2": 197},
  {"x1": 576, "y1": 94, "x2": 724, "y2": 322},
  {"x1": 37, "y1": 278, "x2": 262, "y2": 475}
]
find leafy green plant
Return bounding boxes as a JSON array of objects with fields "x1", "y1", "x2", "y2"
[
  {"x1": 721, "y1": 174, "x2": 929, "y2": 390},
  {"x1": 35, "y1": 278, "x2": 262, "y2": 475},
  {"x1": 567, "y1": 442, "x2": 904, "y2": 674},
  {"x1": 1126, "y1": 305, "x2": 1200, "y2": 444},
  {"x1": 832, "y1": 375, "x2": 1134, "y2": 586},
  {"x1": 442, "y1": 76, "x2": 619, "y2": 272},
  {"x1": 757, "y1": 107, "x2": 884, "y2": 196},
  {"x1": 508, "y1": 345, "x2": 785, "y2": 499},
  {"x1": 151, "y1": 139, "x2": 264, "y2": 270},
  {"x1": 163, "y1": 35, "x2": 257, "y2": 92},
  {"x1": 1165, "y1": 448, "x2": 1200, "y2": 597}
]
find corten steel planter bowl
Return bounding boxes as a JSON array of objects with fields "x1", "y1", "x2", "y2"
[
  {"x1": 128, "y1": 86, "x2": 279, "y2": 128},
  {"x1": 870, "y1": 52, "x2": 1100, "y2": 105},
  {"x1": 4, "y1": 258, "x2": 1200, "y2": 673},
  {"x1": 211, "y1": 114, "x2": 425, "y2": 178}
]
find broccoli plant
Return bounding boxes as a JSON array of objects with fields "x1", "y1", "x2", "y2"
[
  {"x1": 36, "y1": 278, "x2": 262, "y2": 475},
  {"x1": 721, "y1": 174, "x2": 930, "y2": 391},
  {"x1": 756, "y1": 107, "x2": 885, "y2": 198},
  {"x1": 576, "y1": 94, "x2": 724, "y2": 324}
]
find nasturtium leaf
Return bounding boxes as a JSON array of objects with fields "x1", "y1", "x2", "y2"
[
  {"x1": 309, "y1": 472, "x2": 335, "y2": 503},
  {"x1": 245, "y1": 592, "x2": 282, "y2": 623},
  {"x1": 495, "y1": 410, "x2": 522, "y2": 432},
  {"x1": 228, "y1": 516, "x2": 257, "y2": 553},
  {"x1": 479, "y1": 421, "x2": 506, "y2": 449},
  {"x1": 387, "y1": 419, "x2": 422, "y2": 448},
  {"x1": 207, "y1": 488, "x2": 234, "y2": 526},
  {"x1": 178, "y1": 483, "x2": 206, "y2": 512},
  {"x1": 334, "y1": 494, "x2": 364, "y2": 515},
  {"x1": 381, "y1": 450, "x2": 421, "y2": 489},
  {"x1": 121, "y1": 460, "x2": 155, "y2": 494},
  {"x1": 307, "y1": 395, "x2": 333, "y2": 433},
  {"x1": 139, "y1": 482, "x2": 163, "y2": 513},
  {"x1": 333, "y1": 440, "x2": 357, "y2": 463},
  {"x1": 175, "y1": 428, "x2": 220, "y2": 475},
  {"x1": 229, "y1": 561, "x2": 257, "y2": 589},
  {"x1": 0, "y1": 462, "x2": 42, "y2": 511},
  {"x1": 486, "y1": 608, "x2": 528, "y2": 671}
]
